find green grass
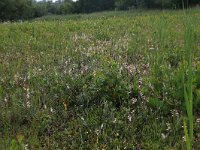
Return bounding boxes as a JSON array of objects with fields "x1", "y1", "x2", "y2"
[
  {"x1": 183, "y1": 14, "x2": 195, "y2": 150},
  {"x1": 0, "y1": 9, "x2": 200, "y2": 149}
]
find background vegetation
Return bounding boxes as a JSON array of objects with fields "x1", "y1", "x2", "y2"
[{"x1": 0, "y1": 0, "x2": 200, "y2": 21}]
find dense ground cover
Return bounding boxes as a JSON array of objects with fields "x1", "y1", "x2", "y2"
[{"x1": 0, "y1": 9, "x2": 200, "y2": 149}]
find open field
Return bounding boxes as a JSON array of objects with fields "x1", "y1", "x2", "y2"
[{"x1": 0, "y1": 9, "x2": 200, "y2": 149}]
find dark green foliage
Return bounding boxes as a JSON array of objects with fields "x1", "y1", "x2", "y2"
[
  {"x1": 0, "y1": 0, "x2": 33, "y2": 20},
  {"x1": 73, "y1": 0, "x2": 115, "y2": 13},
  {"x1": 1, "y1": 0, "x2": 200, "y2": 21},
  {"x1": 0, "y1": 0, "x2": 74, "y2": 21}
]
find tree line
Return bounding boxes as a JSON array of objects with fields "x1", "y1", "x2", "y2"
[{"x1": 0, "y1": 0, "x2": 199, "y2": 21}]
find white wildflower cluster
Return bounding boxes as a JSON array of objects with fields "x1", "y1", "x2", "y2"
[
  {"x1": 161, "y1": 133, "x2": 167, "y2": 140},
  {"x1": 182, "y1": 136, "x2": 186, "y2": 142},
  {"x1": 24, "y1": 144, "x2": 29, "y2": 150},
  {"x1": 112, "y1": 118, "x2": 117, "y2": 123},
  {"x1": 138, "y1": 77, "x2": 147, "y2": 101},
  {"x1": 23, "y1": 84, "x2": 31, "y2": 108},
  {"x1": 161, "y1": 122, "x2": 172, "y2": 140},
  {"x1": 166, "y1": 123, "x2": 171, "y2": 132},
  {"x1": 127, "y1": 110, "x2": 135, "y2": 122},
  {"x1": 130, "y1": 97, "x2": 137, "y2": 105},
  {"x1": 127, "y1": 114, "x2": 132, "y2": 122},
  {"x1": 50, "y1": 107, "x2": 55, "y2": 113},
  {"x1": 140, "y1": 63, "x2": 150, "y2": 75},
  {"x1": 138, "y1": 77, "x2": 143, "y2": 88},
  {"x1": 170, "y1": 109, "x2": 180, "y2": 118},
  {"x1": 95, "y1": 124, "x2": 104, "y2": 136},
  {"x1": 4, "y1": 96, "x2": 8, "y2": 103},
  {"x1": 123, "y1": 63, "x2": 137, "y2": 74},
  {"x1": 41, "y1": 104, "x2": 55, "y2": 114}
]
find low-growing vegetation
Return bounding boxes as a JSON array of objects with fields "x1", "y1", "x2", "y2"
[{"x1": 0, "y1": 9, "x2": 200, "y2": 149}]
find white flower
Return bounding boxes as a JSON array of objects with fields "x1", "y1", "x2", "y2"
[
  {"x1": 166, "y1": 123, "x2": 171, "y2": 132},
  {"x1": 100, "y1": 124, "x2": 104, "y2": 129},
  {"x1": 24, "y1": 144, "x2": 29, "y2": 150},
  {"x1": 80, "y1": 116, "x2": 84, "y2": 121},
  {"x1": 170, "y1": 109, "x2": 179, "y2": 117},
  {"x1": 26, "y1": 91, "x2": 30, "y2": 99},
  {"x1": 26, "y1": 101, "x2": 31, "y2": 108},
  {"x1": 149, "y1": 47, "x2": 155, "y2": 50},
  {"x1": 95, "y1": 129, "x2": 100, "y2": 135},
  {"x1": 50, "y1": 107, "x2": 54, "y2": 113},
  {"x1": 112, "y1": 118, "x2": 117, "y2": 123},
  {"x1": 182, "y1": 136, "x2": 186, "y2": 142},
  {"x1": 131, "y1": 98, "x2": 137, "y2": 104},
  {"x1": 161, "y1": 133, "x2": 167, "y2": 140},
  {"x1": 128, "y1": 115, "x2": 132, "y2": 122},
  {"x1": 4, "y1": 97, "x2": 8, "y2": 103}
]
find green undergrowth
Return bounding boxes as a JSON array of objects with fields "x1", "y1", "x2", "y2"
[{"x1": 0, "y1": 9, "x2": 200, "y2": 149}]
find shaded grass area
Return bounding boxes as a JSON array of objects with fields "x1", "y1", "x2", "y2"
[
  {"x1": 32, "y1": 8, "x2": 199, "y2": 22},
  {"x1": 0, "y1": 9, "x2": 200, "y2": 149},
  {"x1": 32, "y1": 10, "x2": 151, "y2": 21}
]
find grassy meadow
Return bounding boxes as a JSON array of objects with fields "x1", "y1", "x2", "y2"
[{"x1": 0, "y1": 9, "x2": 200, "y2": 149}]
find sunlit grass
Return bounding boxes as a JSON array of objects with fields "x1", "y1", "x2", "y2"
[{"x1": 183, "y1": 12, "x2": 195, "y2": 150}]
